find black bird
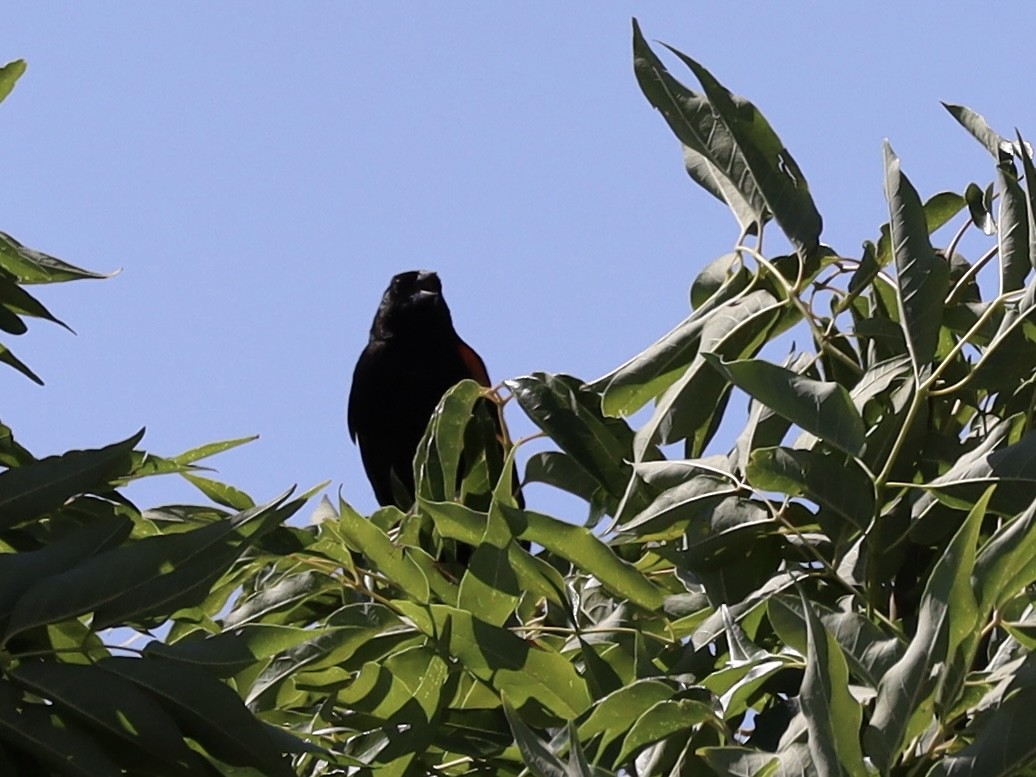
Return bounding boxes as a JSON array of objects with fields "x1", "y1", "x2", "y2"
[{"x1": 348, "y1": 270, "x2": 521, "y2": 509}]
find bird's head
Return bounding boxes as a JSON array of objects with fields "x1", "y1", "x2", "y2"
[{"x1": 370, "y1": 269, "x2": 454, "y2": 340}]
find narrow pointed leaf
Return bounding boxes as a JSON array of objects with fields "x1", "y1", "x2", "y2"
[
  {"x1": 884, "y1": 143, "x2": 951, "y2": 373},
  {"x1": 799, "y1": 593, "x2": 867, "y2": 777},
  {"x1": 99, "y1": 656, "x2": 296, "y2": 776},
  {"x1": 943, "y1": 103, "x2": 1012, "y2": 160},
  {"x1": 0, "y1": 342, "x2": 43, "y2": 384},
  {"x1": 663, "y1": 46, "x2": 822, "y2": 256},
  {"x1": 0, "y1": 231, "x2": 111, "y2": 284},
  {"x1": 997, "y1": 162, "x2": 1030, "y2": 293},
  {"x1": 0, "y1": 429, "x2": 143, "y2": 527},
  {"x1": 8, "y1": 662, "x2": 195, "y2": 767},
  {"x1": 631, "y1": 20, "x2": 766, "y2": 232}
]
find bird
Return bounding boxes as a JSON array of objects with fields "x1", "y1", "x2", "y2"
[{"x1": 348, "y1": 270, "x2": 522, "y2": 511}]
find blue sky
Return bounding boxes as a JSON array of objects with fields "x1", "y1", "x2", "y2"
[{"x1": 3, "y1": 4, "x2": 1034, "y2": 518}]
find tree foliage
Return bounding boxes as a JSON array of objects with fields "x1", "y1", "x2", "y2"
[{"x1": 3, "y1": 18, "x2": 1036, "y2": 776}]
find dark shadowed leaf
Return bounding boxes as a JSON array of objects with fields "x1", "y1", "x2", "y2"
[
  {"x1": 99, "y1": 656, "x2": 296, "y2": 776},
  {"x1": 0, "y1": 429, "x2": 143, "y2": 527},
  {"x1": 502, "y1": 695, "x2": 568, "y2": 777},
  {"x1": 965, "y1": 182, "x2": 996, "y2": 235},
  {"x1": 0, "y1": 275, "x2": 71, "y2": 330},
  {"x1": 0, "y1": 342, "x2": 43, "y2": 384},
  {"x1": 8, "y1": 662, "x2": 195, "y2": 769},
  {"x1": 509, "y1": 373, "x2": 637, "y2": 501},
  {"x1": 595, "y1": 261, "x2": 753, "y2": 419},
  {"x1": 927, "y1": 686, "x2": 1036, "y2": 777},
  {"x1": 0, "y1": 679, "x2": 122, "y2": 777},
  {"x1": 0, "y1": 514, "x2": 132, "y2": 621},
  {"x1": 747, "y1": 447, "x2": 874, "y2": 536},
  {"x1": 865, "y1": 488, "x2": 989, "y2": 772},
  {"x1": 6, "y1": 491, "x2": 296, "y2": 635}
]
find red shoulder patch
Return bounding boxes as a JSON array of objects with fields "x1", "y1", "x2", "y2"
[{"x1": 457, "y1": 340, "x2": 491, "y2": 387}]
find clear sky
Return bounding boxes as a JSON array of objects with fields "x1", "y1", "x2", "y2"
[{"x1": 3, "y1": 4, "x2": 1034, "y2": 519}]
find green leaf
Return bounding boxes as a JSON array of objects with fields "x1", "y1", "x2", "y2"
[
  {"x1": 616, "y1": 698, "x2": 722, "y2": 764},
  {"x1": 0, "y1": 275, "x2": 72, "y2": 331},
  {"x1": 747, "y1": 447, "x2": 874, "y2": 536},
  {"x1": 397, "y1": 603, "x2": 592, "y2": 719},
  {"x1": 0, "y1": 429, "x2": 143, "y2": 527},
  {"x1": 913, "y1": 423, "x2": 1036, "y2": 520},
  {"x1": 594, "y1": 257, "x2": 752, "y2": 418},
  {"x1": 1014, "y1": 130, "x2": 1036, "y2": 274},
  {"x1": 631, "y1": 21, "x2": 766, "y2": 234},
  {"x1": 500, "y1": 504, "x2": 665, "y2": 611},
  {"x1": 98, "y1": 656, "x2": 296, "y2": 776},
  {"x1": 8, "y1": 662, "x2": 195, "y2": 768},
  {"x1": 943, "y1": 103, "x2": 1012, "y2": 160},
  {"x1": 883, "y1": 142, "x2": 951, "y2": 374},
  {"x1": 509, "y1": 373, "x2": 636, "y2": 501},
  {"x1": 524, "y1": 451, "x2": 604, "y2": 508},
  {"x1": 973, "y1": 498, "x2": 1036, "y2": 614},
  {"x1": 0, "y1": 341, "x2": 43, "y2": 384},
  {"x1": 704, "y1": 354, "x2": 866, "y2": 457},
  {"x1": 799, "y1": 592, "x2": 867, "y2": 777},
  {"x1": 997, "y1": 162, "x2": 1031, "y2": 293},
  {"x1": 661, "y1": 42, "x2": 823, "y2": 256},
  {"x1": 634, "y1": 289, "x2": 787, "y2": 459},
  {"x1": 928, "y1": 686, "x2": 1036, "y2": 777},
  {"x1": 183, "y1": 473, "x2": 255, "y2": 510},
  {"x1": 578, "y1": 680, "x2": 675, "y2": 754},
  {"x1": 875, "y1": 191, "x2": 968, "y2": 266},
  {"x1": 502, "y1": 695, "x2": 569, "y2": 777},
  {"x1": 0, "y1": 60, "x2": 26, "y2": 104},
  {"x1": 415, "y1": 379, "x2": 485, "y2": 503},
  {"x1": 865, "y1": 487, "x2": 990, "y2": 772},
  {"x1": 619, "y1": 458, "x2": 738, "y2": 540},
  {"x1": 0, "y1": 679, "x2": 122, "y2": 777},
  {"x1": 337, "y1": 497, "x2": 430, "y2": 603},
  {"x1": 768, "y1": 595, "x2": 903, "y2": 689},
  {"x1": 0, "y1": 231, "x2": 111, "y2": 284},
  {"x1": 6, "y1": 492, "x2": 297, "y2": 636},
  {"x1": 170, "y1": 435, "x2": 258, "y2": 465}
]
